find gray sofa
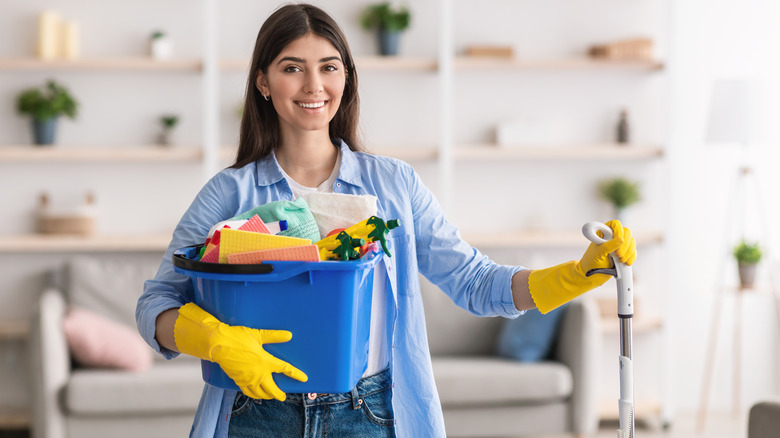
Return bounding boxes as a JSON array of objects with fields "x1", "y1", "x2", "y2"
[
  {"x1": 28, "y1": 257, "x2": 203, "y2": 438},
  {"x1": 29, "y1": 257, "x2": 600, "y2": 438}
]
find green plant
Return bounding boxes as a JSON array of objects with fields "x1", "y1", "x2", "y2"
[
  {"x1": 16, "y1": 80, "x2": 78, "y2": 121},
  {"x1": 361, "y1": 2, "x2": 411, "y2": 31},
  {"x1": 598, "y1": 177, "x2": 641, "y2": 209},
  {"x1": 159, "y1": 114, "x2": 179, "y2": 130},
  {"x1": 151, "y1": 30, "x2": 165, "y2": 39},
  {"x1": 733, "y1": 240, "x2": 762, "y2": 264}
]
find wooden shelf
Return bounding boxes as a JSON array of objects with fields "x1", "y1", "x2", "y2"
[
  {"x1": 0, "y1": 234, "x2": 171, "y2": 253},
  {"x1": 462, "y1": 230, "x2": 664, "y2": 249},
  {"x1": 455, "y1": 56, "x2": 665, "y2": 71},
  {"x1": 212, "y1": 56, "x2": 664, "y2": 73},
  {"x1": 344, "y1": 144, "x2": 664, "y2": 162},
  {"x1": 0, "y1": 407, "x2": 29, "y2": 429},
  {"x1": 0, "y1": 146, "x2": 203, "y2": 163},
  {"x1": 0, "y1": 57, "x2": 203, "y2": 72},
  {"x1": 221, "y1": 56, "x2": 439, "y2": 73},
  {"x1": 368, "y1": 145, "x2": 439, "y2": 161},
  {"x1": 0, "y1": 144, "x2": 662, "y2": 163},
  {"x1": 454, "y1": 144, "x2": 664, "y2": 160},
  {"x1": 0, "y1": 320, "x2": 28, "y2": 341}
]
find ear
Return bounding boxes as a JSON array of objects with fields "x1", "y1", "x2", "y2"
[{"x1": 255, "y1": 71, "x2": 268, "y2": 96}]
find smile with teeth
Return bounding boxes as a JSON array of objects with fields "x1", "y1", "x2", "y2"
[{"x1": 296, "y1": 101, "x2": 326, "y2": 109}]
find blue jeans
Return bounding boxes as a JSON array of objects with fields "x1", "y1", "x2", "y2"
[{"x1": 228, "y1": 368, "x2": 395, "y2": 438}]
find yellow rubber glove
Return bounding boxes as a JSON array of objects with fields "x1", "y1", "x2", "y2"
[
  {"x1": 529, "y1": 220, "x2": 636, "y2": 314},
  {"x1": 174, "y1": 303, "x2": 307, "y2": 400}
]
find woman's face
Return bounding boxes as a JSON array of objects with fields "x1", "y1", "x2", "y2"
[{"x1": 258, "y1": 32, "x2": 346, "y2": 138}]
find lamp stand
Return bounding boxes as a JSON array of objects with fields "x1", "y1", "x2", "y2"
[{"x1": 696, "y1": 159, "x2": 779, "y2": 432}]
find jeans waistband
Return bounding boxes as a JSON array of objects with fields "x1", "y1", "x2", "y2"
[{"x1": 283, "y1": 368, "x2": 392, "y2": 407}]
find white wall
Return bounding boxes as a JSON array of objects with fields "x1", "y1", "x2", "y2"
[
  {"x1": 668, "y1": 0, "x2": 780, "y2": 415},
  {"x1": 0, "y1": 0, "x2": 777, "y2": 422}
]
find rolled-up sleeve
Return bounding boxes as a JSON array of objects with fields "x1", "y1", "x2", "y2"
[
  {"x1": 404, "y1": 164, "x2": 524, "y2": 318},
  {"x1": 136, "y1": 175, "x2": 232, "y2": 358}
]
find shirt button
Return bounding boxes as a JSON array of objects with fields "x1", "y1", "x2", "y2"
[
  {"x1": 307, "y1": 393, "x2": 317, "y2": 400},
  {"x1": 336, "y1": 183, "x2": 341, "y2": 187}
]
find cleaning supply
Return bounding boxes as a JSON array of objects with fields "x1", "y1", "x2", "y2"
[
  {"x1": 344, "y1": 216, "x2": 400, "y2": 257},
  {"x1": 315, "y1": 216, "x2": 399, "y2": 260},
  {"x1": 227, "y1": 244, "x2": 320, "y2": 264},
  {"x1": 218, "y1": 228, "x2": 311, "y2": 264},
  {"x1": 301, "y1": 192, "x2": 378, "y2": 239},
  {"x1": 582, "y1": 221, "x2": 636, "y2": 438},
  {"x1": 229, "y1": 198, "x2": 320, "y2": 241},
  {"x1": 173, "y1": 302, "x2": 307, "y2": 401},
  {"x1": 528, "y1": 220, "x2": 635, "y2": 314}
]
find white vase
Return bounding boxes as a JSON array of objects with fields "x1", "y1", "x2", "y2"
[{"x1": 150, "y1": 37, "x2": 174, "y2": 60}]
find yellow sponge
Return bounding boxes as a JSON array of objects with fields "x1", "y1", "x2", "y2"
[{"x1": 218, "y1": 228, "x2": 311, "y2": 263}]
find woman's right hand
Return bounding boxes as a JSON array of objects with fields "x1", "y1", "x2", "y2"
[{"x1": 173, "y1": 303, "x2": 307, "y2": 400}]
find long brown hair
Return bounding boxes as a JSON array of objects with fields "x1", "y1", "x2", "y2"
[{"x1": 232, "y1": 3, "x2": 362, "y2": 169}]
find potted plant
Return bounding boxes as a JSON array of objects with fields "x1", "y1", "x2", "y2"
[
  {"x1": 598, "y1": 177, "x2": 641, "y2": 223},
  {"x1": 16, "y1": 80, "x2": 78, "y2": 145},
  {"x1": 733, "y1": 240, "x2": 762, "y2": 288},
  {"x1": 158, "y1": 114, "x2": 179, "y2": 146},
  {"x1": 361, "y1": 2, "x2": 411, "y2": 56}
]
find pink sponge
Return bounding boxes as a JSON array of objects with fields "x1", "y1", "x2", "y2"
[{"x1": 227, "y1": 244, "x2": 320, "y2": 264}]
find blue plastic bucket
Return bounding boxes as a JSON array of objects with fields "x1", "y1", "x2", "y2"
[{"x1": 172, "y1": 245, "x2": 381, "y2": 394}]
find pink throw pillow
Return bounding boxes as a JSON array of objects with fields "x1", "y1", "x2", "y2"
[{"x1": 63, "y1": 306, "x2": 153, "y2": 372}]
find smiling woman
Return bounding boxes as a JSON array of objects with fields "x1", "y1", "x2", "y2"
[{"x1": 136, "y1": 3, "x2": 636, "y2": 438}]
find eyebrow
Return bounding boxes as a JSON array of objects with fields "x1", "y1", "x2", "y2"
[{"x1": 277, "y1": 56, "x2": 343, "y2": 65}]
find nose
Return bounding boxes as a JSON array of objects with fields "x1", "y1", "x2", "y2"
[{"x1": 303, "y1": 70, "x2": 323, "y2": 95}]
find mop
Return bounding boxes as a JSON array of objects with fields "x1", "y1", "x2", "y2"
[{"x1": 582, "y1": 222, "x2": 636, "y2": 438}]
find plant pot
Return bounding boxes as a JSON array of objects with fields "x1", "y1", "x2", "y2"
[
  {"x1": 613, "y1": 207, "x2": 630, "y2": 225},
  {"x1": 377, "y1": 29, "x2": 401, "y2": 56},
  {"x1": 150, "y1": 37, "x2": 174, "y2": 60},
  {"x1": 32, "y1": 117, "x2": 58, "y2": 145},
  {"x1": 157, "y1": 130, "x2": 173, "y2": 146},
  {"x1": 738, "y1": 262, "x2": 757, "y2": 289}
]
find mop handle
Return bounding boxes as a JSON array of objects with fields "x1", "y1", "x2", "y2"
[{"x1": 582, "y1": 222, "x2": 636, "y2": 438}]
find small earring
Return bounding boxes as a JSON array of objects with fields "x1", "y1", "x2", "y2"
[{"x1": 263, "y1": 94, "x2": 270, "y2": 101}]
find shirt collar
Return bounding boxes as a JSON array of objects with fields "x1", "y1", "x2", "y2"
[
  {"x1": 254, "y1": 139, "x2": 364, "y2": 189},
  {"x1": 254, "y1": 151, "x2": 285, "y2": 187},
  {"x1": 335, "y1": 140, "x2": 363, "y2": 188}
]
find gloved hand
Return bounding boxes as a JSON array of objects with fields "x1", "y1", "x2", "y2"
[
  {"x1": 174, "y1": 303, "x2": 307, "y2": 400},
  {"x1": 529, "y1": 220, "x2": 636, "y2": 314}
]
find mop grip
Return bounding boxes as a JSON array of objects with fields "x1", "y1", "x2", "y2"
[{"x1": 582, "y1": 222, "x2": 634, "y2": 317}]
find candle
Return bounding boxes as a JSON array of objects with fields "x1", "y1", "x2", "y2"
[
  {"x1": 62, "y1": 21, "x2": 80, "y2": 59},
  {"x1": 36, "y1": 10, "x2": 61, "y2": 59}
]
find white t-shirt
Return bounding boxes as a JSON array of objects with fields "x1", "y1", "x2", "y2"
[{"x1": 278, "y1": 150, "x2": 389, "y2": 377}]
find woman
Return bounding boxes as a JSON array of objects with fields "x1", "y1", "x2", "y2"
[{"x1": 137, "y1": 4, "x2": 635, "y2": 438}]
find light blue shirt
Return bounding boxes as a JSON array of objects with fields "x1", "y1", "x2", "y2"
[{"x1": 136, "y1": 141, "x2": 524, "y2": 437}]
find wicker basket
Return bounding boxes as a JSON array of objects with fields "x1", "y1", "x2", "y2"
[{"x1": 37, "y1": 192, "x2": 96, "y2": 235}]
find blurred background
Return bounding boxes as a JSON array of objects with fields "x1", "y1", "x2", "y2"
[{"x1": 0, "y1": 0, "x2": 778, "y2": 437}]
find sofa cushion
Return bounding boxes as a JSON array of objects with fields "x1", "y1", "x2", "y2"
[
  {"x1": 432, "y1": 356, "x2": 572, "y2": 407},
  {"x1": 63, "y1": 305, "x2": 153, "y2": 371},
  {"x1": 66, "y1": 256, "x2": 160, "y2": 330},
  {"x1": 64, "y1": 360, "x2": 203, "y2": 416},
  {"x1": 495, "y1": 305, "x2": 567, "y2": 362}
]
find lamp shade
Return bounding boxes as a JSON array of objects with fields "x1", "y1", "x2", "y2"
[{"x1": 705, "y1": 80, "x2": 763, "y2": 145}]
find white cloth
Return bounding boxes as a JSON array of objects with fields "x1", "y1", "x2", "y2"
[{"x1": 302, "y1": 192, "x2": 378, "y2": 238}]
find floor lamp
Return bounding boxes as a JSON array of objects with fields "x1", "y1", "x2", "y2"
[{"x1": 696, "y1": 79, "x2": 778, "y2": 432}]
